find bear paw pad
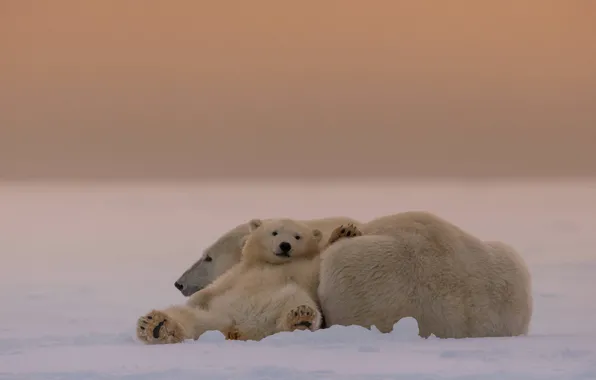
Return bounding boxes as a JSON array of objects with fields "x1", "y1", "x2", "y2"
[
  {"x1": 328, "y1": 223, "x2": 362, "y2": 245},
  {"x1": 286, "y1": 305, "x2": 319, "y2": 331},
  {"x1": 136, "y1": 310, "x2": 185, "y2": 344}
]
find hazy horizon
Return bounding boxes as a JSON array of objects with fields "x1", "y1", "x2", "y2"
[{"x1": 1, "y1": 1, "x2": 595, "y2": 180}]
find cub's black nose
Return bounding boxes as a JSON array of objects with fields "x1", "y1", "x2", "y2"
[
  {"x1": 174, "y1": 282, "x2": 184, "y2": 291},
  {"x1": 279, "y1": 241, "x2": 292, "y2": 253}
]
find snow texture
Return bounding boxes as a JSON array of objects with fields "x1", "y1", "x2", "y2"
[{"x1": 0, "y1": 180, "x2": 595, "y2": 380}]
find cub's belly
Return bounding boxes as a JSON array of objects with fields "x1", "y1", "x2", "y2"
[{"x1": 210, "y1": 287, "x2": 285, "y2": 334}]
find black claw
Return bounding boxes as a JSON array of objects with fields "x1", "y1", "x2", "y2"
[
  {"x1": 139, "y1": 326, "x2": 145, "y2": 330},
  {"x1": 147, "y1": 316, "x2": 152, "y2": 320},
  {"x1": 340, "y1": 228, "x2": 345, "y2": 234},
  {"x1": 153, "y1": 321, "x2": 165, "y2": 339},
  {"x1": 296, "y1": 321, "x2": 312, "y2": 328},
  {"x1": 346, "y1": 231, "x2": 352, "y2": 236}
]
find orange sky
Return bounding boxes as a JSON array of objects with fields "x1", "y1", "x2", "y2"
[{"x1": 1, "y1": 1, "x2": 595, "y2": 179}]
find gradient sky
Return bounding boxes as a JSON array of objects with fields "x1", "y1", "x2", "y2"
[{"x1": 1, "y1": 1, "x2": 595, "y2": 179}]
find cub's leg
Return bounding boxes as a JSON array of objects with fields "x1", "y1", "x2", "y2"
[
  {"x1": 136, "y1": 305, "x2": 234, "y2": 344},
  {"x1": 275, "y1": 284, "x2": 323, "y2": 333},
  {"x1": 326, "y1": 223, "x2": 362, "y2": 247}
]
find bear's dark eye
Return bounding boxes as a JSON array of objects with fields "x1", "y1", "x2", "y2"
[
  {"x1": 294, "y1": 235, "x2": 301, "y2": 240},
  {"x1": 204, "y1": 255, "x2": 212, "y2": 262},
  {"x1": 272, "y1": 231, "x2": 278, "y2": 236}
]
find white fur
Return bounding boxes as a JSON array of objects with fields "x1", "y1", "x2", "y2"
[
  {"x1": 137, "y1": 219, "x2": 327, "y2": 343},
  {"x1": 174, "y1": 216, "x2": 360, "y2": 296},
  {"x1": 318, "y1": 211, "x2": 533, "y2": 338}
]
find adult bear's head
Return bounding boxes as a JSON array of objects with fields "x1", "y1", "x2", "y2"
[{"x1": 173, "y1": 222, "x2": 250, "y2": 296}]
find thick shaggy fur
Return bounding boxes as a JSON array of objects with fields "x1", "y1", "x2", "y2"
[
  {"x1": 318, "y1": 211, "x2": 533, "y2": 338},
  {"x1": 174, "y1": 216, "x2": 361, "y2": 296},
  {"x1": 137, "y1": 218, "x2": 352, "y2": 344}
]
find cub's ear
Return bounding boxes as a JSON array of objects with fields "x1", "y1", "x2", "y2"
[
  {"x1": 248, "y1": 219, "x2": 263, "y2": 232},
  {"x1": 312, "y1": 229, "x2": 323, "y2": 242},
  {"x1": 239, "y1": 235, "x2": 250, "y2": 250}
]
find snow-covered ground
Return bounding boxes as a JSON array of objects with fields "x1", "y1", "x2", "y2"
[{"x1": 0, "y1": 180, "x2": 595, "y2": 380}]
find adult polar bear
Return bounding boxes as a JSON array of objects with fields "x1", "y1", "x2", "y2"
[
  {"x1": 320, "y1": 211, "x2": 533, "y2": 338},
  {"x1": 173, "y1": 216, "x2": 361, "y2": 296}
]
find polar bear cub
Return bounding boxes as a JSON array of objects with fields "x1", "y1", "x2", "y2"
[
  {"x1": 137, "y1": 218, "x2": 342, "y2": 344},
  {"x1": 174, "y1": 216, "x2": 361, "y2": 297}
]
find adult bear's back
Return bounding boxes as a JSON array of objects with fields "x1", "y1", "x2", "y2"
[{"x1": 318, "y1": 211, "x2": 533, "y2": 338}]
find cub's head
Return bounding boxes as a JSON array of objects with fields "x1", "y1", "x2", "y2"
[{"x1": 243, "y1": 218, "x2": 322, "y2": 264}]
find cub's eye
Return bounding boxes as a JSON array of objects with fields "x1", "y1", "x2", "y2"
[
  {"x1": 294, "y1": 235, "x2": 301, "y2": 240},
  {"x1": 204, "y1": 255, "x2": 212, "y2": 262},
  {"x1": 272, "y1": 231, "x2": 278, "y2": 236}
]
